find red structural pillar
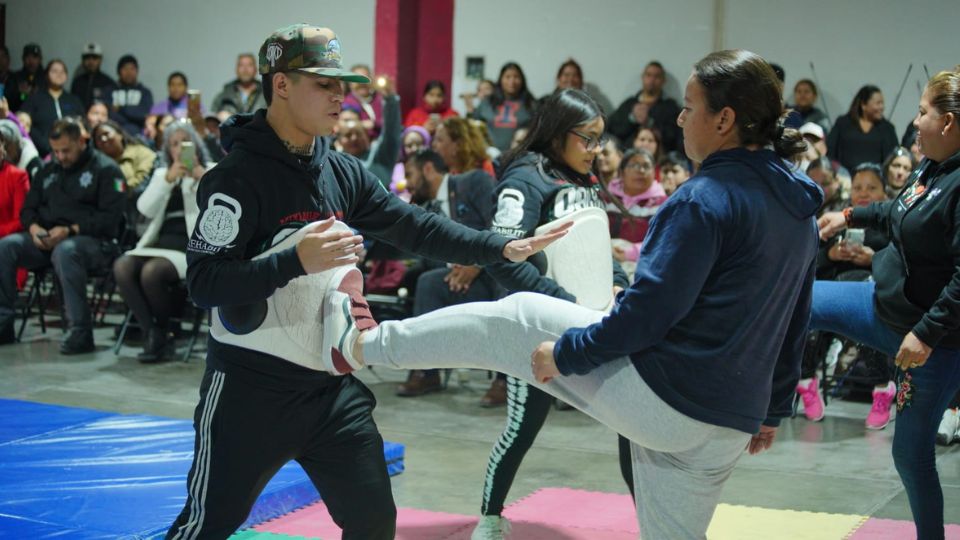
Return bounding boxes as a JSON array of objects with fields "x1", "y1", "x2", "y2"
[{"x1": 375, "y1": 0, "x2": 454, "y2": 117}]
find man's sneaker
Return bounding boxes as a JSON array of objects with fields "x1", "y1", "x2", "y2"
[
  {"x1": 795, "y1": 377, "x2": 825, "y2": 421},
  {"x1": 59, "y1": 329, "x2": 95, "y2": 355},
  {"x1": 937, "y1": 408, "x2": 960, "y2": 445},
  {"x1": 471, "y1": 515, "x2": 511, "y2": 540},
  {"x1": 866, "y1": 381, "x2": 897, "y2": 430},
  {"x1": 321, "y1": 266, "x2": 377, "y2": 375}
]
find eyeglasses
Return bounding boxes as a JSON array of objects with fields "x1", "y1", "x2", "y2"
[
  {"x1": 569, "y1": 130, "x2": 607, "y2": 151},
  {"x1": 625, "y1": 161, "x2": 653, "y2": 171}
]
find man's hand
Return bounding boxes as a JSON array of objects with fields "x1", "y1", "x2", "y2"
[
  {"x1": 531, "y1": 341, "x2": 561, "y2": 383},
  {"x1": 849, "y1": 245, "x2": 874, "y2": 267},
  {"x1": 747, "y1": 425, "x2": 777, "y2": 455},
  {"x1": 445, "y1": 264, "x2": 481, "y2": 293},
  {"x1": 502, "y1": 222, "x2": 572, "y2": 262},
  {"x1": 817, "y1": 212, "x2": 847, "y2": 241},
  {"x1": 895, "y1": 332, "x2": 933, "y2": 370},
  {"x1": 29, "y1": 224, "x2": 49, "y2": 250},
  {"x1": 295, "y1": 218, "x2": 364, "y2": 274},
  {"x1": 631, "y1": 101, "x2": 649, "y2": 125},
  {"x1": 375, "y1": 75, "x2": 396, "y2": 98},
  {"x1": 45, "y1": 226, "x2": 70, "y2": 248}
]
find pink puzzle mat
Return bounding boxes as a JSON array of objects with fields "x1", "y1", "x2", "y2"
[
  {"x1": 848, "y1": 518, "x2": 960, "y2": 539},
  {"x1": 247, "y1": 487, "x2": 957, "y2": 539}
]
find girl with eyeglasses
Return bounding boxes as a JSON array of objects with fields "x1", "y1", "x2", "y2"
[{"x1": 468, "y1": 88, "x2": 630, "y2": 538}]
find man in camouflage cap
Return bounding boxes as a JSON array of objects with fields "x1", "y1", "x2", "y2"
[
  {"x1": 166, "y1": 23, "x2": 556, "y2": 540},
  {"x1": 258, "y1": 24, "x2": 370, "y2": 82}
]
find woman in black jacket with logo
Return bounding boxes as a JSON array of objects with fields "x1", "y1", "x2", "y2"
[{"x1": 818, "y1": 66, "x2": 960, "y2": 540}]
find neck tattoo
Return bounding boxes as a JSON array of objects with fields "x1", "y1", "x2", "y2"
[{"x1": 282, "y1": 138, "x2": 315, "y2": 158}]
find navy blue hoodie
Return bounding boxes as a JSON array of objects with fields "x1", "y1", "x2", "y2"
[{"x1": 554, "y1": 147, "x2": 822, "y2": 434}]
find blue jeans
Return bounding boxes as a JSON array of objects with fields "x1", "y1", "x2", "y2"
[{"x1": 812, "y1": 280, "x2": 960, "y2": 539}]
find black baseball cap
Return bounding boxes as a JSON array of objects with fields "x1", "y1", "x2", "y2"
[{"x1": 23, "y1": 43, "x2": 41, "y2": 58}]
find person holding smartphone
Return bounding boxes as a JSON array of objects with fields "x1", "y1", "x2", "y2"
[
  {"x1": 403, "y1": 80, "x2": 458, "y2": 134},
  {"x1": 797, "y1": 162, "x2": 896, "y2": 428},
  {"x1": 817, "y1": 66, "x2": 960, "y2": 539},
  {"x1": 113, "y1": 122, "x2": 210, "y2": 363}
]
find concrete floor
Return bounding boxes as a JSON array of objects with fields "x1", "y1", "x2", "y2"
[{"x1": 3, "y1": 318, "x2": 960, "y2": 531}]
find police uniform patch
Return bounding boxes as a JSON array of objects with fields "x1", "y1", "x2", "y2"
[{"x1": 78, "y1": 171, "x2": 93, "y2": 188}]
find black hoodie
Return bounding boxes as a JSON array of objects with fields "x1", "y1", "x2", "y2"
[
  {"x1": 487, "y1": 152, "x2": 629, "y2": 300},
  {"x1": 187, "y1": 110, "x2": 510, "y2": 384},
  {"x1": 851, "y1": 150, "x2": 960, "y2": 348}
]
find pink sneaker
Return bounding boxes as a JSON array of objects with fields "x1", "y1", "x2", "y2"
[
  {"x1": 796, "y1": 377, "x2": 825, "y2": 421},
  {"x1": 866, "y1": 381, "x2": 897, "y2": 430}
]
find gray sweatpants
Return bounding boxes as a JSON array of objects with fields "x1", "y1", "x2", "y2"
[{"x1": 361, "y1": 292, "x2": 752, "y2": 540}]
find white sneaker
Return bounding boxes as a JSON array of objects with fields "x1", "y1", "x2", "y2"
[
  {"x1": 937, "y1": 408, "x2": 960, "y2": 446},
  {"x1": 471, "y1": 515, "x2": 511, "y2": 540},
  {"x1": 320, "y1": 266, "x2": 377, "y2": 375}
]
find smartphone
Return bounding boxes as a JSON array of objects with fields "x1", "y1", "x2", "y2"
[
  {"x1": 180, "y1": 141, "x2": 196, "y2": 170},
  {"x1": 187, "y1": 89, "x2": 201, "y2": 109},
  {"x1": 36, "y1": 230, "x2": 49, "y2": 239},
  {"x1": 376, "y1": 77, "x2": 386, "y2": 88},
  {"x1": 844, "y1": 228, "x2": 866, "y2": 248}
]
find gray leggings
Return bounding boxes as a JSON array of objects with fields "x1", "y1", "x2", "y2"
[{"x1": 361, "y1": 292, "x2": 752, "y2": 540}]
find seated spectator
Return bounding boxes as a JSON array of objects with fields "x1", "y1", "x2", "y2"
[
  {"x1": 70, "y1": 43, "x2": 115, "y2": 110},
  {"x1": 92, "y1": 120, "x2": 157, "y2": 192},
  {"x1": 0, "y1": 142, "x2": 29, "y2": 290},
  {"x1": 390, "y1": 125, "x2": 430, "y2": 197},
  {"x1": 0, "y1": 119, "x2": 42, "y2": 180},
  {"x1": 0, "y1": 46, "x2": 10, "y2": 99},
  {"x1": 432, "y1": 116, "x2": 493, "y2": 177},
  {"x1": 146, "y1": 72, "x2": 200, "y2": 141},
  {"x1": 86, "y1": 101, "x2": 109, "y2": 130},
  {"x1": 108, "y1": 55, "x2": 153, "y2": 136},
  {"x1": 21, "y1": 60, "x2": 84, "y2": 157},
  {"x1": 608, "y1": 61, "x2": 682, "y2": 154},
  {"x1": 5, "y1": 44, "x2": 42, "y2": 112},
  {"x1": 827, "y1": 85, "x2": 899, "y2": 173},
  {"x1": 151, "y1": 114, "x2": 176, "y2": 151},
  {"x1": 659, "y1": 151, "x2": 691, "y2": 196},
  {"x1": 460, "y1": 78, "x2": 495, "y2": 116},
  {"x1": 15, "y1": 111, "x2": 31, "y2": 134},
  {"x1": 211, "y1": 53, "x2": 265, "y2": 115},
  {"x1": 792, "y1": 79, "x2": 831, "y2": 134},
  {"x1": 343, "y1": 64, "x2": 383, "y2": 139},
  {"x1": 596, "y1": 138, "x2": 622, "y2": 187},
  {"x1": 113, "y1": 122, "x2": 210, "y2": 363},
  {"x1": 882, "y1": 146, "x2": 916, "y2": 197},
  {"x1": 0, "y1": 119, "x2": 125, "y2": 352},
  {"x1": 605, "y1": 148, "x2": 668, "y2": 268},
  {"x1": 337, "y1": 76, "x2": 399, "y2": 186},
  {"x1": 395, "y1": 148, "x2": 499, "y2": 396},
  {"x1": 404, "y1": 80, "x2": 458, "y2": 134},
  {"x1": 470, "y1": 62, "x2": 537, "y2": 151},
  {"x1": 631, "y1": 126, "x2": 662, "y2": 177},
  {"x1": 800, "y1": 163, "x2": 895, "y2": 428},
  {"x1": 805, "y1": 156, "x2": 843, "y2": 217}
]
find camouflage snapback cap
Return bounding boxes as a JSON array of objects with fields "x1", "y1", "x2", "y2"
[{"x1": 258, "y1": 24, "x2": 371, "y2": 83}]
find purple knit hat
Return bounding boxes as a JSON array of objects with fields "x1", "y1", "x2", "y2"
[{"x1": 400, "y1": 125, "x2": 432, "y2": 160}]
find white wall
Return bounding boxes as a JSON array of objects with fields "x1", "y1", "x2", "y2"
[
  {"x1": 6, "y1": 0, "x2": 375, "y2": 109},
  {"x1": 8, "y1": 0, "x2": 952, "y2": 140},
  {"x1": 451, "y1": 0, "x2": 715, "y2": 118},
  {"x1": 722, "y1": 0, "x2": 956, "y2": 138}
]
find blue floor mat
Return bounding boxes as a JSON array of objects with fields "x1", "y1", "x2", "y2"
[{"x1": 0, "y1": 399, "x2": 404, "y2": 539}]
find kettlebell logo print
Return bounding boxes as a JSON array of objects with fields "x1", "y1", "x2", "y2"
[
  {"x1": 199, "y1": 193, "x2": 243, "y2": 248},
  {"x1": 266, "y1": 42, "x2": 283, "y2": 67}
]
